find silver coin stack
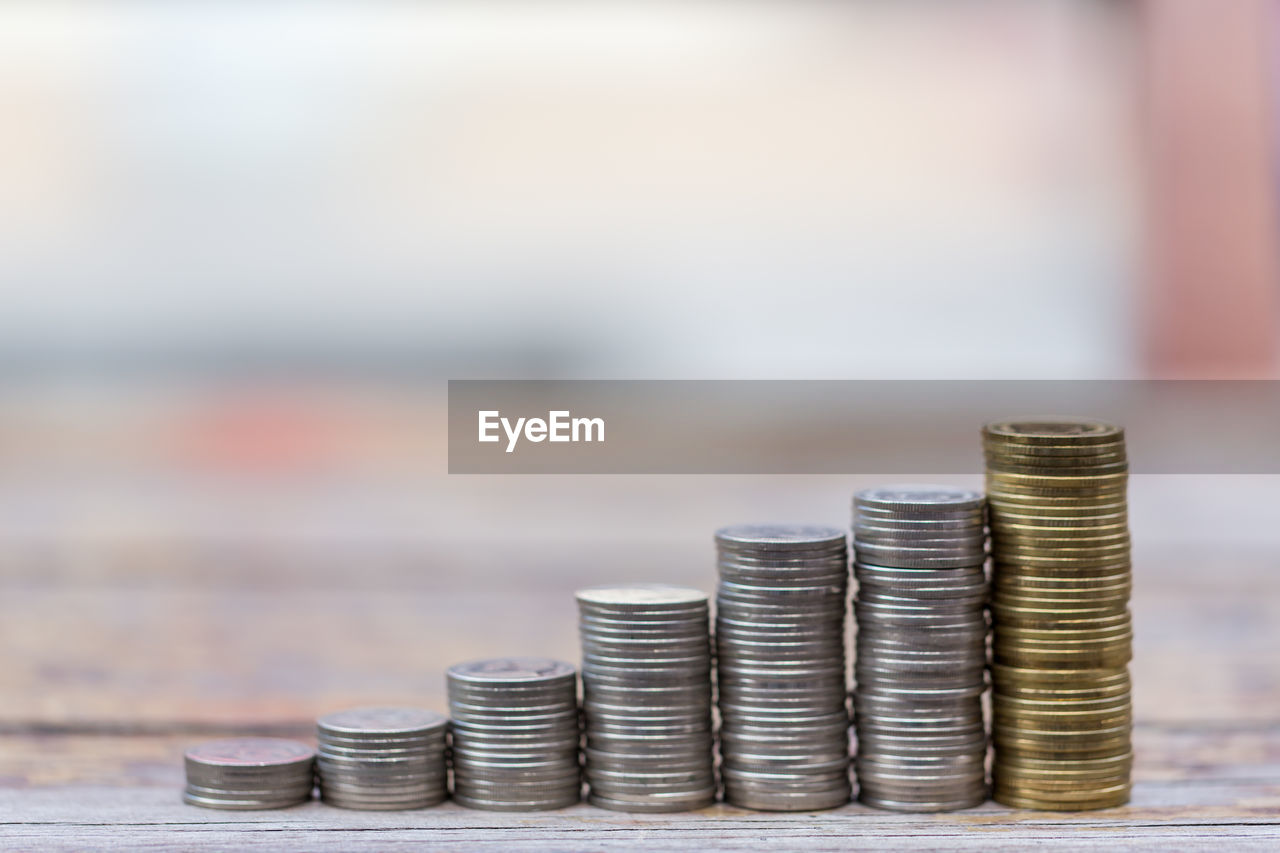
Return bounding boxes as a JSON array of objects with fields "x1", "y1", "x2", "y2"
[
  {"x1": 447, "y1": 657, "x2": 582, "y2": 811},
  {"x1": 316, "y1": 707, "x2": 448, "y2": 810},
  {"x1": 576, "y1": 584, "x2": 716, "y2": 813},
  {"x1": 852, "y1": 485, "x2": 990, "y2": 812},
  {"x1": 715, "y1": 524, "x2": 852, "y2": 811},
  {"x1": 183, "y1": 737, "x2": 315, "y2": 810}
]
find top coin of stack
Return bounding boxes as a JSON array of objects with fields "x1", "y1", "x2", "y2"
[
  {"x1": 576, "y1": 584, "x2": 716, "y2": 812},
  {"x1": 715, "y1": 524, "x2": 852, "y2": 811},
  {"x1": 183, "y1": 737, "x2": 315, "y2": 810},
  {"x1": 851, "y1": 485, "x2": 989, "y2": 812},
  {"x1": 853, "y1": 486, "x2": 987, "y2": 569},
  {"x1": 983, "y1": 418, "x2": 1133, "y2": 811},
  {"x1": 447, "y1": 657, "x2": 582, "y2": 811},
  {"x1": 316, "y1": 707, "x2": 448, "y2": 810}
]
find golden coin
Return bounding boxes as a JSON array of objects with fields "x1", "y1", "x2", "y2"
[
  {"x1": 987, "y1": 495, "x2": 1129, "y2": 512},
  {"x1": 994, "y1": 689, "x2": 1130, "y2": 704},
  {"x1": 995, "y1": 779, "x2": 1132, "y2": 795},
  {"x1": 993, "y1": 648, "x2": 1132, "y2": 669},
  {"x1": 984, "y1": 435, "x2": 1127, "y2": 452},
  {"x1": 984, "y1": 452, "x2": 1128, "y2": 470},
  {"x1": 992, "y1": 553, "x2": 1132, "y2": 569},
  {"x1": 993, "y1": 562, "x2": 1131, "y2": 578},
  {"x1": 983, "y1": 440, "x2": 1127, "y2": 458},
  {"x1": 992, "y1": 589, "x2": 1127, "y2": 607},
  {"x1": 994, "y1": 723, "x2": 1131, "y2": 741},
  {"x1": 994, "y1": 743, "x2": 1132, "y2": 763},
  {"x1": 991, "y1": 547, "x2": 1131, "y2": 564},
  {"x1": 996, "y1": 764, "x2": 1132, "y2": 780},
  {"x1": 997, "y1": 752, "x2": 1132, "y2": 771},
  {"x1": 989, "y1": 521, "x2": 1131, "y2": 538},
  {"x1": 994, "y1": 711, "x2": 1131, "y2": 732},
  {"x1": 987, "y1": 465, "x2": 1129, "y2": 481},
  {"x1": 992, "y1": 790, "x2": 1130, "y2": 811},
  {"x1": 982, "y1": 419, "x2": 1124, "y2": 445},
  {"x1": 993, "y1": 687, "x2": 1132, "y2": 705},
  {"x1": 993, "y1": 618, "x2": 1131, "y2": 636},
  {"x1": 989, "y1": 604, "x2": 1131, "y2": 621},
  {"x1": 990, "y1": 508, "x2": 1128, "y2": 525},
  {"x1": 994, "y1": 629, "x2": 1132, "y2": 646},
  {"x1": 995, "y1": 695, "x2": 1131, "y2": 713},
  {"x1": 991, "y1": 523, "x2": 1130, "y2": 538},
  {"x1": 994, "y1": 570, "x2": 1131, "y2": 587},
  {"x1": 992, "y1": 592, "x2": 1130, "y2": 609},
  {"x1": 987, "y1": 482, "x2": 1127, "y2": 496}
]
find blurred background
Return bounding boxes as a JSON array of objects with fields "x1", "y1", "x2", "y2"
[{"x1": 1, "y1": 0, "x2": 1278, "y2": 759}]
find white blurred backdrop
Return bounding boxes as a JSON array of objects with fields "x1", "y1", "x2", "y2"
[{"x1": 0, "y1": 0, "x2": 1140, "y2": 379}]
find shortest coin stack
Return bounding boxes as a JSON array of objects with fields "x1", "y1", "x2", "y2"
[
  {"x1": 316, "y1": 707, "x2": 448, "y2": 810},
  {"x1": 183, "y1": 737, "x2": 315, "y2": 810},
  {"x1": 447, "y1": 657, "x2": 582, "y2": 811}
]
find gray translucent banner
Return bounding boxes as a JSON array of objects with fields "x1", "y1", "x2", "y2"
[{"x1": 447, "y1": 380, "x2": 1280, "y2": 474}]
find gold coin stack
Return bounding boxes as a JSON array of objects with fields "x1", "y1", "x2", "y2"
[{"x1": 983, "y1": 418, "x2": 1132, "y2": 811}]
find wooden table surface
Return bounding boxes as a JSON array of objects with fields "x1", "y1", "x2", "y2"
[{"x1": 2, "y1": 471, "x2": 1278, "y2": 850}]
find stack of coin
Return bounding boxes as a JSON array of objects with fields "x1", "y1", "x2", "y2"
[
  {"x1": 576, "y1": 584, "x2": 716, "y2": 812},
  {"x1": 316, "y1": 707, "x2": 448, "y2": 810},
  {"x1": 984, "y1": 418, "x2": 1132, "y2": 810},
  {"x1": 183, "y1": 737, "x2": 315, "y2": 810},
  {"x1": 851, "y1": 485, "x2": 989, "y2": 812},
  {"x1": 447, "y1": 657, "x2": 582, "y2": 811},
  {"x1": 715, "y1": 524, "x2": 852, "y2": 811}
]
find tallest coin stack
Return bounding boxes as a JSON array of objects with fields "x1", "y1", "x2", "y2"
[{"x1": 983, "y1": 418, "x2": 1133, "y2": 810}]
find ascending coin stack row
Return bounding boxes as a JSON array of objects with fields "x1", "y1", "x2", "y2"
[
  {"x1": 180, "y1": 417, "x2": 1139, "y2": 816},
  {"x1": 446, "y1": 658, "x2": 582, "y2": 811},
  {"x1": 576, "y1": 585, "x2": 716, "y2": 812},
  {"x1": 714, "y1": 524, "x2": 852, "y2": 811},
  {"x1": 984, "y1": 418, "x2": 1133, "y2": 810},
  {"x1": 316, "y1": 707, "x2": 448, "y2": 809},
  {"x1": 851, "y1": 486, "x2": 990, "y2": 812}
]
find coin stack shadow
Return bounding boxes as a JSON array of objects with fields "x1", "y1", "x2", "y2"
[
  {"x1": 851, "y1": 486, "x2": 990, "y2": 812},
  {"x1": 714, "y1": 524, "x2": 852, "y2": 811},
  {"x1": 984, "y1": 418, "x2": 1132, "y2": 810},
  {"x1": 446, "y1": 658, "x2": 582, "y2": 811},
  {"x1": 576, "y1": 584, "x2": 716, "y2": 812},
  {"x1": 316, "y1": 707, "x2": 448, "y2": 810},
  {"x1": 183, "y1": 737, "x2": 316, "y2": 810}
]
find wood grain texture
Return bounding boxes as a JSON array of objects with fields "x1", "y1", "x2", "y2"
[{"x1": 3, "y1": 776, "x2": 1280, "y2": 852}]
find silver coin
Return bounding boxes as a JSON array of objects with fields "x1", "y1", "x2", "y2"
[
  {"x1": 452, "y1": 792, "x2": 581, "y2": 812},
  {"x1": 588, "y1": 790, "x2": 716, "y2": 813},
  {"x1": 723, "y1": 787, "x2": 851, "y2": 812},
  {"x1": 183, "y1": 781, "x2": 314, "y2": 800},
  {"x1": 716, "y1": 524, "x2": 846, "y2": 549},
  {"x1": 182, "y1": 791, "x2": 311, "y2": 810},
  {"x1": 322, "y1": 794, "x2": 445, "y2": 811},
  {"x1": 318, "y1": 707, "x2": 446, "y2": 738},
  {"x1": 448, "y1": 658, "x2": 576, "y2": 685},
  {"x1": 576, "y1": 583, "x2": 707, "y2": 607},
  {"x1": 185, "y1": 738, "x2": 315, "y2": 771},
  {"x1": 855, "y1": 484, "x2": 984, "y2": 511}
]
